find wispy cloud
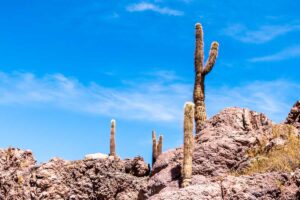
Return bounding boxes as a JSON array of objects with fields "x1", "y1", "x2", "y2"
[
  {"x1": 206, "y1": 80, "x2": 300, "y2": 122},
  {"x1": 126, "y1": 2, "x2": 184, "y2": 16},
  {"x1": 0, "y1": 71, "x2": 298, "y2": 123},
  {"x1": 145, "y1": 70, "x2": 181, "y2": 81},
  {"x1": 249, "y1": 45, "x2": 300, "y2": 62},
  {"x1": 223, "y1": 23, "x2": 300, "y2": 43},
  {"x1": 0, "y1": 71, "x2": 190, "y2": 122}
]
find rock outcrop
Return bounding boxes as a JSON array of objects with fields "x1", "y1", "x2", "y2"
[
  {"x1": 0, "y1": 148, "x2": 149, "y2": 200},
  {"x1": 285, "y1": 100, "x2": 300, "y2": 133},
  {"x1": 149, "y1": 171, "x2": 300, "y2": 200},
  {"x1": 146, "y1": 106, "x2": 300, "y2": 199},
  {"x1": 147, "y1": 108, "x2": 274, "y2": 196},
  {"x1": 2, "y1": 102, "x2": 300, "y2": 199}
]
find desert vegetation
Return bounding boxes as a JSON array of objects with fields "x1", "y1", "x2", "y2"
[
  {"x1": 110, "y1": 119, "x2": 116, "y2": 157},
  {"x1": 242, "y1": 124, "x2": 300, "y2": 175},
  {"x1": 151, "y1": 131, "x2": 163, "y2": 166},
  {"x1": 182, "y1": 102, "x2": 194, "y2": 188},
  {"x1": 193, "y1": 23, "x2": 219, "y2": 133}
]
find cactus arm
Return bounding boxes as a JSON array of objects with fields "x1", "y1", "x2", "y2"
[
  {"x1": 195, "y1": 23, "x2": 204, "y2": 73},
  {"x1": 203, "y1": 42, "x2": 219, "y2": 75}
]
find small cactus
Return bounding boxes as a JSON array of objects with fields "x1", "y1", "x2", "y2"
[
  {"x1": 110, "y1": 119, "x2": 116, "y2": 157},
  {"x1": 182, "y1": 102, "x2": 195, "y2": 188},
  {"x1": 157, "y1": 135, "x2": 163, "y2": 157},
  {"x1": 193, "y1": 23, "x2": 219, "y2": 133},
  {"x1": 152, "y1": 130, "x2": 158, "y2": 165}
]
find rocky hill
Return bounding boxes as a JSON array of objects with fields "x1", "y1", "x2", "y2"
[{"x1": 0, "y1": 100, "x2": 300, "y2": 200}]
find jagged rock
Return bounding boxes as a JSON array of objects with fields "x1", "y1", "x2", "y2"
[
  {"x1": 149, "y1": 173, "x2": 298, "y2": 200},
  {"x1": 221, "y1": 173, "x2": 283, "y2": 199},
  {"x1": 124, "y1": 156, "x2": 150, "y2": 177},
  {"x1": 0, "y1": 147, "x2": 36, "y2": 199},
  {"x1": 285, "y1": 100, "x2": 300, "y2": 133},
  {"x1": 0, "y1": 148, "x2": 149, "y2": 200},
  {"x1": 147, "y1": 107, "x2": 274, "y2": 196},
  {"x1": 149, "y1": 182, "x2": 222, "y2": 200}
]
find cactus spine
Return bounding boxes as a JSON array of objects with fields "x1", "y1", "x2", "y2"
[
  {"x1": 152, "y1": 130, "x2": 158, "y2": 165},
  {"x1": 110, "y1": 119, "x2": 116, "y2": 157},
  {"x1": 193, "y1": 23, "x2": 219, "y2": 133},
  {"x1": 182, "y1": 102, "x2": 195, "y2": 188}
]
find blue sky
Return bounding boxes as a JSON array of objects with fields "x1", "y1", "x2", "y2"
[{"x1": 0, "y1": 0, "x2": 299, "y2": 164}]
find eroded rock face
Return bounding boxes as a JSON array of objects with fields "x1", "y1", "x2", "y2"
[
  {"x1": 285, "y1": 100, "x2": 300, "y2": 133},
  {"x1": 0, "y1": 148, "x2": 149, "y2": 200},
  {"x1": 147, "y1": 108, "x2": 274, "y2": 196},
  {"x1": 0, "y1": 148, "x2": 36, "y2": 199},
  {"x1": 149, "y1": 182, "x2": 222, "y2": 200},
  {"x1": 149, "y1": 173, "x2": 292, "y2": 200},
  {"x1": 193, "y1": 107, "x2": 273, "y2": 176},
  {"x1": 147, "y1": 105, "x2": 300, "y2": 199}
]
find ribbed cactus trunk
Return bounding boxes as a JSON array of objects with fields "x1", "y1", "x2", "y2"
[
  {"x1": 182, "y1": 102, "x2": 195, "y2": 188},
  {"x1": 157, "y1": 135, "x2": 163, "y2": 157},
  {"x1": 193, "y1": 23, "x2": 219, "y2": 133},
  {"x1": 110, "y1": 119, "x2": 116, "y2": 157},
  {"x1": 152, "y1": 130, "x2": 158, "y2": 165}
]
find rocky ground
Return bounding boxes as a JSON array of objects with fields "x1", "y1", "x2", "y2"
[
  {"x1": 0, "y1": 100, "x2": 299, "y2": 199},
  {"x1": 0, "y1": 149, "x2": 149, "y2": 199}
]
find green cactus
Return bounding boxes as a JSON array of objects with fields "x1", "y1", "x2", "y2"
[
  {"x1": 110, "y1": 119, "x2": 116, "y2": 157},
  {"x1": 157, "y1": 135, "x2": 163, "y2": 157},
  {"x1": 193, "y1": 23, "x2": 219, "y2": 133},
  {"x1": 182, "y1": 102, "x2": 195, "y2": 188},
  {"x1": 152, "y1": 130, "x2": 158, "y2": 165}
]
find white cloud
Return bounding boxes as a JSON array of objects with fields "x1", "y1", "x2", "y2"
[
  {"x1": 126, "y1": 2, "x2": 184, "y2": 16},
  {"x1": 223, "y1": 23, "x2": 300, "y2": 43},
  {"x1": 249, "y1": 45, "x2": 300, "y2": 62},
  {"x1": 145, "y1": 70, "x2": 181, "y2": 81},
  {"x1": 0, "y1": 71, "x2": 191, "y2": 122},
  {"x1": 206, "y1": 80, "x2": 300, "y2": 123},
  {"x1": 0, "y1": 71, "x2": 298, "y2": 123}
]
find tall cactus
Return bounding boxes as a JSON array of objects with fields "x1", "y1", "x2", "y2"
[
  {"x1": 152, "y1": 130, "x2": 158, "y2": 165},
  {"x1": 182, "y1": 102, "x2": 195, "y2": 188},
  {"x1": 110, "y1": 119, "x2": 116, "y2": 157},
  {"x1": 157, "y1": 135, "x2": 163, "y2": 157},
  {"x1": 193, "y1": 23, "x2": 219, "y2": 133}
]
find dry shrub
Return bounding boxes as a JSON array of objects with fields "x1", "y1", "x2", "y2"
[{"x1": 241, "y1": 124, "x2": 300, "y2": 175}]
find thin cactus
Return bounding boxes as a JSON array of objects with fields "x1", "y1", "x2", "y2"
[
  {"x1": 110, "y1": 119, "x2": 116, "y2": 157},
  {"x1": 182, "y1": 102, "x2": 195, "y2": 188},
  {"x1": 157, "y1": 135, "x2": 163, "y2": 157},
  {"x1": 152, "y1": 130, "x2": 158, "y2": 165},
  {"x1": 193, "y1": 23, "x2": 219, "y2": 133}
]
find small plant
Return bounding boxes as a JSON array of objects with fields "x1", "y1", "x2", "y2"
[
  {"x1": 17, "y1": 175, "x2": 24, "y2": 185},
  {"x1": 182, "y1": 102, "x2": 195, "y2": 188},
  {"x1": 241, "y1": 124, "x2": 300, "y2": 175}
]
